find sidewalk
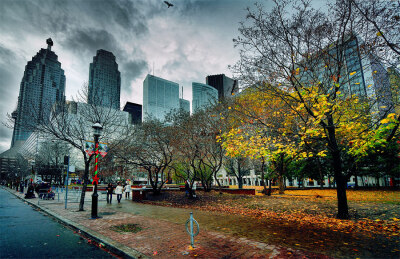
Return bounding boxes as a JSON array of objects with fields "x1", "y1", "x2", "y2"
[{"x1": 6, "y1": 187, "x2": 330, "y2": 259}]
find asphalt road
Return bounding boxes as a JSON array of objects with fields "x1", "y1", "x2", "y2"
[{"x1": 0, "y1": 188, "x2": 115, "y2": 259}]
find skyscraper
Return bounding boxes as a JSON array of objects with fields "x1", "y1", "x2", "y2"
[
  {"x1": 206, "y1": 74, "x2": 239, "y2": 101},
  {"x1": 192, "y1": 82, "x2": 218, "y2": 113},
  {"x1": 143, "y1": 74, "x2": 179, "y2": 121},
  {"x1": 387, "y1": 66, "x2": 400, "y2": 114},
  {"x1": 88, "y1": 49, "x2": 121, "y2": 110},
  {"x1": 298, "y1": 34, "x2": 394, "y2": 118},
  {"x1": 179, "y1": 98, "x2": 190, "y2": 114},
  {"x1": 11, "y1": 38, "x2": 66, "y2": 148},
  {"x1": 123, "y1": 102, "x2": 142, "y2": 124}
]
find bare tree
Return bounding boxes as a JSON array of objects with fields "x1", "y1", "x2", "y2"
[
  {"x1": 115, "y1": 119, "x2": 175, "y2": 195},
  {"x1": 170, "y1": 108, "x2": 226, "y2": 192},
  {"x1": 20, "y1": 84, "x2": 129, "y2": 211},
  {"x1": 35, "y1": 140, "x2": 70, "y2": 184}
]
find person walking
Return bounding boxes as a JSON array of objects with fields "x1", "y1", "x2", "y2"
[
  {"x1": 106, "y1": 183, "x2": 114, "y2": 204},
  {"x1": 20, "y1": 182, "x2": 24, "y2": 194},
  {"x1": 124, "y1": 182, "x2": 132, "y2": 199},
  {"x1": 115, "y1": 182, "x2": 123, "y2": 204}
]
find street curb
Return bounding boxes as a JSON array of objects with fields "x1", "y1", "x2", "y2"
[{"x1": 4, "y1": 187, "x2": 150, "y2": 259}]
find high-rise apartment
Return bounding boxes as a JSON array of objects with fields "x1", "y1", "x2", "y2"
[
  {"x1": 142, "y1": 74, "x2": 179, "y2": 121},
  {"x1": 88, "y1": 49, "x2": 121, "y2": 110},
  {"x1": 11, "y1": 38, "x2": 66, "y2": 147},
  {"x1": 206, "y1": 74, "x2": 239, "y2": 101},
  {"x1": 192, "y1": 82, "x2": 218, "y2": 113}
]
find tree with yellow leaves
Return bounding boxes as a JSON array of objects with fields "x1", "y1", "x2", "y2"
[{"x1": 231, "y1": 0, "x2": 398, "y2": 219}]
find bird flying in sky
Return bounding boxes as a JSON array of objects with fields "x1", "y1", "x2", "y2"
[{"x1": 164, "y1": 1, "x2": 174, "y2": 8}]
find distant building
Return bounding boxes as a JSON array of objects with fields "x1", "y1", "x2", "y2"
[
  {"x1": 17, "y1": 101, "x2": 130, "y2": 173},
  {"x1": 123, "y1": 102, "x2": 142, "y2": 124},
  {"x1": 298, "y1": 34, "x2": 394, "y2": 118},
  {"x1": 192, "y1": 82, "x2": 218, "y2": 113},
  {"x1": 206, "y1": 74, "x2": 239, "y2": 100},
  {"x1": 387, "y1": 66, "x2": 400, "y2": 114},
  {"x1": 11, "y1": 38, "x2": 66, "y2": 148},
  {"x1": 142, "y1": 74, "x2": 179, "y2": 121},
  {"x1": 0, "y1": 147, "x2": 22, "y2": 182},
  {"x1": 88, "y1": 49, "x2": 121, "y2": 110},
  {"x1": 179, "y1": 98, "x2": 190, "y2": 114}
]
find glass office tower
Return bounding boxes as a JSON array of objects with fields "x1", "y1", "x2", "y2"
[
  {"x1": 179, "y1": 98, "x2": 190, "y2": 114},
  {"x1": 143, "y1": 74, "x2": 180, "y2": 121},
  {"x1": 192, "y1": 82, "x2": 218, "y2": 113},
  {"x1": 206, "y1": 74, "x2": 239, "y2": 101},
  {"x1": 11, "y1": 38, "x2": 66, "y2": 147},
  {"x1": 88, "y1": 49, "x2": 121, "y2": 110}
]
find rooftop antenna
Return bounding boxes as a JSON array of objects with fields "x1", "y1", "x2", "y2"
[
  {"x1": 182, "y1": 86, "x2": 183, "y2": 99},
  {"x1": 46, "y1": 38, "x2": 53, "y2": 51},
  {"x1": 153, "y1": 62, "x2": 154, "y2": 76}
]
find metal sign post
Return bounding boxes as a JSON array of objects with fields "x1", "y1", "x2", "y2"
[
  {"x1": 185, "y1": 212, "x2": 200, "y2": 247},
  {"x1": 64, "y1": 156, "x2": 69, "y2": 209}
]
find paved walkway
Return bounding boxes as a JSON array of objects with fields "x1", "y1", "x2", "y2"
[{"x1": 5, "y1": 187, "x2": 330, "y2": 259}]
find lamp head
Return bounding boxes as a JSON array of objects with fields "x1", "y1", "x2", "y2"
[{"x1": 92, "y1": 122, "x2": 103, "y2": 137}]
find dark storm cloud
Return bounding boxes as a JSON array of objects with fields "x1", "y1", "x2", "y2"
[
  {"x1": 80, "y1": 0, "x2": 151, "y2": 36},
  {"x1": 61, "y1": 29, "x2": 120, "y2": 56},
  {"x1": 0, "y1": 45, "x2": 20, "y2": 106},
  {"x1": 1, "y1": 0, "x2": 154, "y2": 36},
  {"x1": 122, "y1": 60, "x2": 148, "y2": 91}
]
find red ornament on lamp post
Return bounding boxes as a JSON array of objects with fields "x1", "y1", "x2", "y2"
[{"x1": 91, "y1": 122, "x2": 103, "y2": 219}]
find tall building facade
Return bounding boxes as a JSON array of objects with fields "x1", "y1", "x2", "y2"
[
  {"x1": 123, "y1": 102, "x2": 142, "y2": 124},
  {"x1": 88, "y1": 49, "x2": 121, "y2": 110},
  {"x1": 206, "y1": 74, "x2": 239, "y2": 101},
  {"x1": 298, "y1": 35, "x2": 393, "y2": 118},
  {"x1": 192, "y1": 82, "x2": 218, "y2": 113},
  {"x1": 387, "y1": 66, "x2": 400, "y2": 114},
  {"x1": 143, "y1": 74, "x2": 179, "y2": 121},
  {"x1": 11, "y1": 38, "x2": 66, "y2": 148},
  {"x1": 179, "y1": 98, "x2": 190, "y2": 114}
]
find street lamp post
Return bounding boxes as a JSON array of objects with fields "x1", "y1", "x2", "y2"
[{"x1": 91, "y1": 122, "x2": 103, "y2": 219}]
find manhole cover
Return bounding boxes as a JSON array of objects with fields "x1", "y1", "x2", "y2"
[{"x1": 110, "y1": 224, "x2": 142, "y2": 233}]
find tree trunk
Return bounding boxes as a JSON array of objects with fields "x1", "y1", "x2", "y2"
[
  {"x1": 326, "y1": 115, "x2": 349, "y2": 219},
  {"x1": 278, "y1": 174, "x2": 285, "y2": 194},
  {"x1": 317, "y1": 157, "x2": 324, "y2": 188},
  {"x1": 278, "y1": 155, "x2": 285, "y2": 194},
  {"x1": 213, "y1": 172, "x2": 223, "y2": 193},
  {"x1": 238, "y1": 175, "x2": 243, "y2": 189},
  {"x1": 332, "y1": 150, "x2": 349, "y2": 219},
  {"x1": 79, "y1": 160, "x2": 90, "y2": 211},
  {"x1": 260, "y1": 158, "x2": 268, "y2": 195}
]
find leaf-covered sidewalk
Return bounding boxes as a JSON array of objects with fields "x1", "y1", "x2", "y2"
[{"x1": 142, "y1": 189, "x2": 400, "y2": 258}]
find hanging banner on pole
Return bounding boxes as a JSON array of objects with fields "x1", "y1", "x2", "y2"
[{"x1": 85, "y1": 141, "x2": 108, "y2": 157}]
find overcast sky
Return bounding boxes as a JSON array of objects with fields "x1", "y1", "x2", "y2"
[{"x1": 1, "y1": 0, "x2": 279, "y2": 153}]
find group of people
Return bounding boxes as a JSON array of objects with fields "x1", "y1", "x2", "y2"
[{"x1": 106, "y1": 181, "x2": 132, "y2": 204}]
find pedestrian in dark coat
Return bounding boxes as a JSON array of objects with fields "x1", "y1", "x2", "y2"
[
  {"x1": 185, "y1": 180, "x2": 190, "y2": 197},
  {"x1": 106, "y1": 183, "x2": 114, "y2": 204}
]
